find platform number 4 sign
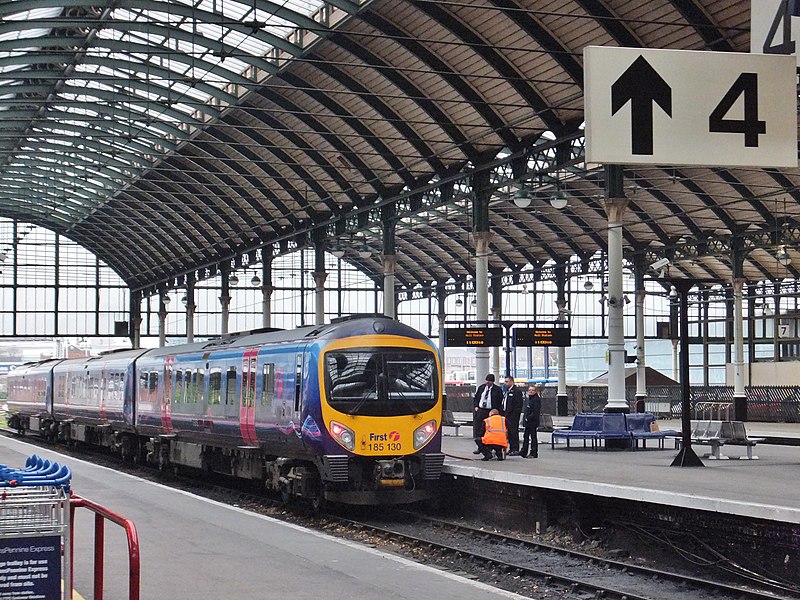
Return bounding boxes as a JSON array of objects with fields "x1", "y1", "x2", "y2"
[
  {"x1": 708, "y1": 73, "x2": 766, "y2": 148},
  {"x1": 752, "y1": 0, "x2": 800, "y2": 65},
  {"x1": 584, "y1": 46, "x2": 797, "y2": 168}
]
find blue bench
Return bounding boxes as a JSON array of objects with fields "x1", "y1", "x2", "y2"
[
  {"x1": 625, "y1": 413, "x2": 680, "y2": 450},
  {"x1": 553, "y1": 412, "x2": 679, "y2": 450},
  {"x1": 552, "y1": 413, "x2": 630, "y2": 450},
  {"x1": 551, "y1": 413, "x2": 603, "y2": 449}
]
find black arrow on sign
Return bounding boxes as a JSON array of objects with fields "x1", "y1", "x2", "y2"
[{"x1": 611, "y1": 56, "x2": 672, "y2": 156}]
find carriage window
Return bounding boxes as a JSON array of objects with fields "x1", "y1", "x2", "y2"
[
  {"x1": 325, "y1": 348, "x2": 438, "y2": 417},
  {"x1": 148, "y1": 372, "x2": 159, "y2": 392},
  {"x1": 186, "y1": 370, "x2": 195, "y2": 404},
  {"x1": 139, "y1": 371, "x2": 148, "y2": 393},
  {"x1": 173, "y1": 370, "x2": 184, "y2": 404},
  {"x1": 261, "y1": 363, "x2": 275, "y2": 408},
  {"x1": 245, "y1": 358, "x2": 257, "y2": 408},
  {"x1": 225, "y1": 367, "x2": 238, "y2": 405},
  {"x1": 196, "y1": 370, "x2": 205, "y2": 403},
  {"x1": 208, "y1": 367, "x2": 222, "y2": 405}
]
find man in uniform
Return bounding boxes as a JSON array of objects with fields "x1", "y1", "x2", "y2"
[
  {"x1": 481, "y1": 409, "x2": 508, "y2": 461},
  {"x1": 521, "y1": 385, "x2": 542, "y2": 458},
  {"x1": 472, "y1": 374, "x2": 502, "y2": 454},
  {"x1": 502, "y1": 375, "x2": 524, "y2": 455}
]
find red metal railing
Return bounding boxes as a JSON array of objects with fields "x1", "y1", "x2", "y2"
[{"x1": 69, "y1": 494, "x2": 140, "y2": 600}]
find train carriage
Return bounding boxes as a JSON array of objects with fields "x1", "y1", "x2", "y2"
[
  {"x1": 6, "y1": 360, "x2": 60, "y2": 434},
  {"x1": 51, "y1": 349, "x2": 145, "y2": 449},
  {"x1": 6, "y1": 316, "x2": 445, "y2": 506}
]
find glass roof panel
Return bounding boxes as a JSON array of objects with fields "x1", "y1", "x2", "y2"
[{"x1": 0, "y1": 0, "x2": 329, "y2": 229}]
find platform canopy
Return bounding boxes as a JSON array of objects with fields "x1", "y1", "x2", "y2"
[{"x1": 0, "y1": 0, "x2": 796, "y2": 293}]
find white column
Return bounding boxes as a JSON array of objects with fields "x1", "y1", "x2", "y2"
[
  {"x1": 604, "y1": 197, "x2": 629, "y2": 412},
  {"x1": 733, "y1": 278, "x2": 746, "y2": 399},
  {"x1": 475, "y1": 232, "x2": 492, "y2": 379},
  {"x1": 185, "y1": 302, "x2": 195, "y2": 344},
  {"x1": 313, "y1": 271, "x2": 327, "y2": 326},
  {"x1": 556, "y1": 301, "x2": 568, "y2": 410},
  {"x1": 262, "y1": 285, "x2": 274, "y2": 329},
  {"x1": 635, "y1": 289, "x2": 646, "y2": 403},
  {"x1": 382, "y1": 255, "x2": 396, "y2": 319},
  {"x1": 220, "y1": 295, "x2": 231, "y2": 335},
  {"x1": 672, "y1": 339, "x2": 679, "y2": 381}
]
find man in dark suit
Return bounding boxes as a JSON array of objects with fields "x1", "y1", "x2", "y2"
[
  {"x1": 502, "y1": 376, "x2": 524, "y2": 455},
  {"x1": 520, "y1": 385, "x2": 542, "y2": 458},
  {"x1": 472, "y1": 374, "x2": 503, "y2": 454}
]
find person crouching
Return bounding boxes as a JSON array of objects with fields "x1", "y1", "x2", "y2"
[{"x1": 481, "y1": 409, "x2": 508, "y2": 461}]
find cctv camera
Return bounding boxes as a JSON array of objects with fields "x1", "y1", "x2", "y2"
[{"x1": 650, "y1": 258, "x2": 670, "y2": 271}]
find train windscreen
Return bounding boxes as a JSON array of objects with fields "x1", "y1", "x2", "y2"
[{"x1": 325, "y1": 348, "x2": 438, "y2": 416}]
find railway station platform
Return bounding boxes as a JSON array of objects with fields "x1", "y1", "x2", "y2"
[
  {"x1": 0, "y1": 435, "x2": 525, "y2": 600},
  {"x1": 441, "y1": 419, "x2": 800, "y2": 525}
]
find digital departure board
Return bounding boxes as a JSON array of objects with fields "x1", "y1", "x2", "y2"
[
  {"x1": 514, "y1": 327, "x2": 571, "y2": 347},
  {"x1": 444, "y1": 327, "x2": 504, "y2": 347}
]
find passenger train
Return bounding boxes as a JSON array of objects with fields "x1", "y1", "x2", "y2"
[{"x1": 6, "y1": 315, "x2": 445, "y2": 505}]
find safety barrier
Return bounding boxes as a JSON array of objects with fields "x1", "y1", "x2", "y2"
[{"x1": 70, "y1": 494, "x2": 140, "y2": 600}]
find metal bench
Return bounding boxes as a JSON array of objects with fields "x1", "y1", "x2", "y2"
[
  {"x1": 682, "y1": 420, "x2": 762, "y2": 460},
  {"x1": 719, "y1": 421, "x2": 763, "y2": 460},
  {"x1": 442, "y1": 410, "x2": 465, "y2": 436}
]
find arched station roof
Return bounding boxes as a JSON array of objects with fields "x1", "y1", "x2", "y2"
[{"x1": 0, "y1": 0, "x2": 795, "y2": 294}]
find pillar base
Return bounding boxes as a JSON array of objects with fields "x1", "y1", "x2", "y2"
[
  {"x1": 671, "y1": 446, "x2": 704, "y2": 467},
  {"x1": 603, "y1": 402, "x2": 630, "y2": 414},
  {"x1": 734, "y1": 395, "x2": 747, "y2": 422},
  {"x1": 556, "y1": 394, "x2": 568, "y2": 417}
]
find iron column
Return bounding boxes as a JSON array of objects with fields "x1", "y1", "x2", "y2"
[{"x1": 604, "y1": 165, "x2": 629, "y2": 413}]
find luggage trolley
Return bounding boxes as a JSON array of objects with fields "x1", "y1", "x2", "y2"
[{"x1": 0, "y1": 454, "x2": 72, "y2": 600}]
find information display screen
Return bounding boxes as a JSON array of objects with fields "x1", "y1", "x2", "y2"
[
  {"x1": 514, "y1": 327, "x2": 571, "y2": 347},
  {"x1": 444, "y1": 327, "x2": 504, "y2": 347}
]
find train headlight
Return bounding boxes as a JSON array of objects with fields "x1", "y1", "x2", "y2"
[
  {"x1": 330, "y1": 421, "x2": 355, "y2": 451},
  {"x1": 413, "y1": 420, "x2": 437, "y2": 450}
]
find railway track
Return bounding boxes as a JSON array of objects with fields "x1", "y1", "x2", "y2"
[
  {"x1": 4, "y1": 430, "x2": 797, "y2": 600},
  {"x1": 323, "y1": 510, "x2": 797, "y2": 600}
]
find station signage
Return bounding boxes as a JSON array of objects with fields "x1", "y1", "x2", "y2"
[
  {"x1": 584, "y1": 46, "x2": 797, "y2": 167},
  {"x1": 0, "y1": 535, "x2": 61, "y2": 599},
  {"x1": 444, "y1": 327, "x2": 504, "y2": 347},
  {"x1": 514, "y1": 327, "x2": 571, "y2": 347}
]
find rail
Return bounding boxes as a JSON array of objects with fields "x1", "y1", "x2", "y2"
[{"x1": 70, "y1": 494, "x2": 140, "y2": 600}]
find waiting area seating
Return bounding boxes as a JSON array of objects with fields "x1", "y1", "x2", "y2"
[
  {"x1": 552, "y1": 412, "x2": 678, "y2": 450},
  {"x1": 683, "y1": 420, "x2": 763, "y2": 460}
]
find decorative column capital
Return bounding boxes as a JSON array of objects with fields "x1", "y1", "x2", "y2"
[
  {"x1": 218, "y1": 295, "x2": 231, "y2": 308},
  {"x1": 603, "y1": 196, "x2": 629, "y2": 222},
  {"x1": 475, "y1": 231, "x2": 493, "y2": 253},
  {"x1": 382, "y1": 254, "x2": 397, "y2": 274},
  {"x1": 312, "y1": 271, "x2": 328, "y2": 289}
]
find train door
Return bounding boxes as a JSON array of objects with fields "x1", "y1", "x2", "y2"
[
  {"x1": 293, "y1": 349, "x2": 306, "y2": 418},
  {"x1": 239, "y1": 349, "x2": 259, "y2": 445},
  {"x1": 162, "y1": 356, "x2": 174, "y2": 432}
]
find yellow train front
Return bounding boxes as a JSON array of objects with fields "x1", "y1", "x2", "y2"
[{"x1": 305, "y1": 315, "x2": 445, "y2": 505}]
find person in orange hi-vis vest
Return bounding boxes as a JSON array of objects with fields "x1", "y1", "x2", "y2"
[{"x1": 480, "y1": 409, "x2": 508, "y2": 461}]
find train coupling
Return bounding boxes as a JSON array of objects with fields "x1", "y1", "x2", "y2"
[{"x1": 376, "y1": 459, "x2": 405, "y2": 487}]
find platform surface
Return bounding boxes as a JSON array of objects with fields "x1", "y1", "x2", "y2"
[
  {"x1": 442, "y1": 420, "x2": 800, "y2": 524},
  {"x1": 0, "y1": 435, "x2": 524, "y2": 600}
]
